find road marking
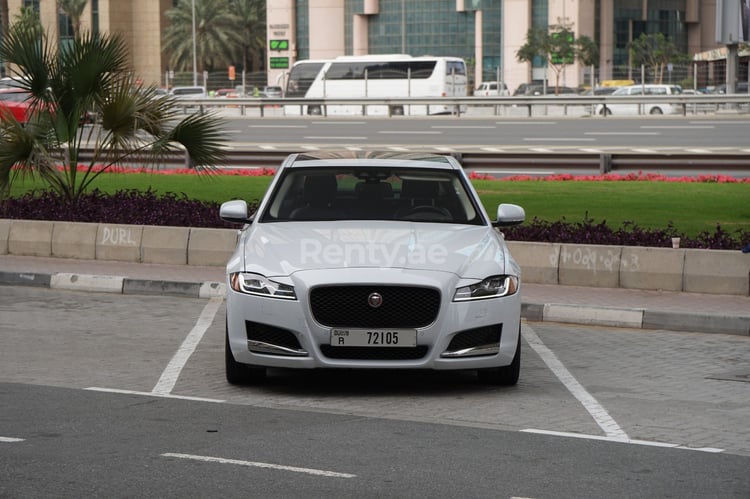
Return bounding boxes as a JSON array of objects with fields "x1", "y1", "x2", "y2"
[
  {"x1": 431, "y1": 125, "x2": 496, "y2": 129},
  {"x1": 259, "y1": 145, "x2": 276, "y2": 150},
  {"x1": 496, "y1": 121, "x2": 556, "y2": 125},
  {"x1": 345, "y1": 146, "x2": 363, "y2": 151},
  {"x1": 86, "y1": 387, "x2": 225, "y2": 403},
  {"x1": 152, "y1": 297, "x2": 223, "y2": 396},
  {"x1": 520, "y1": 429, "x2": 723, "y2": 453},
  {"x1": 522, "y1": 325, "x2": 628, "y2": 439},
  {"x1": 0, "y1": 436, "x2": 25, "y2": 443},
  {"x1": 388, "y1": 146, "x2": 410, "y2": 151},
  {"x1": 312, "y1": 121, "x2": 365, "y2": 125},
  {"x1": 640, "y1": 125, "x2": 715, "y2": 129},
  {"x1": 249, "y1": 125, "x2": 307, "y2": 128},
  {"x1": 480, "y1": 147, "x2": 506, "y2": 152},
  {"x1": 161, "y1": 453, "x2": 357, "y2": 478},
  {"x1": 690, "y1": 120, "x2": 750, "y2": 124},
  {"x1": 303, "y1": 136, "x2": 367, "y2": 140},
  {"x1": 523, "y1": 138, "x2": 595, "y2": 141},
  {"x1": 377, "y1": 131, "x2": 441, "y2": 134},
  {"x1": 584, "y1": 132, "x2": 658, "y2": 135}
]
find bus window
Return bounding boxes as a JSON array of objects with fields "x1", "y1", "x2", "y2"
[
  {"x1": 446, "y1": 60, "x2": 466, "y2": 76},
  {"x1": 286, "y1": 62, "x2": 326, "y2": 98}
]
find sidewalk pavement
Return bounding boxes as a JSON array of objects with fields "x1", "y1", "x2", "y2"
[{"x1": 1, "y1": 254, "x2": 748, "y2": 336}]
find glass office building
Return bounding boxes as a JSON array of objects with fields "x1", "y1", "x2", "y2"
[{"x1": 276, "y1": 0, "x2": 713, "y2": 92}]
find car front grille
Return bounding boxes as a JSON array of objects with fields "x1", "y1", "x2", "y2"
[
  {"x1": 319, "y1": 345, "x2": 429, "y2": 360},
  {"x1": 310, "y1": 285, "x2": 440, "y2": 328}
]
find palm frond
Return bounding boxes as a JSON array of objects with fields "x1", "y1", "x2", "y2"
[{"x1": 157, "y1": 112, "x2": 227, "y2": 170}]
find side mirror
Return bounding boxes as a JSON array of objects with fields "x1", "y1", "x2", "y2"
[
  {"x1": 220, "y1": 200, "x2": 252, "y2": 224},
  {"x1": 493, "y1": 203, "x2": 525, "y2": 227}
]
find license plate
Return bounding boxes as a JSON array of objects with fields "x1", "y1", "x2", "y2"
[{"x1": 330, "y1": 328, "x2": 417, "y2": 347}]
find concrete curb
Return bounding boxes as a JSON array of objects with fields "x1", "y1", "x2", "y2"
[
  {"x1": 2, "y1": 269, "x2": 747, "y2": 336},
  {"x1": 523, "y1": 301, "x2": 750, "y2": 336},
  {"x1": 3, "y1": 220, "x2": 750, "y2": 296},
  {"x1": 0, "y1": 270, "x2": 227, "y2": 299}
]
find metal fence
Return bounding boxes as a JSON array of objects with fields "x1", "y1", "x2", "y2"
[{"x1": 163, "y1": 71, "x2": 269, "y2": 94}]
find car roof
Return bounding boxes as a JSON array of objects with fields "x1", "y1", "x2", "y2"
[{"x1": 285, "y1": 151, "x2": 459, "y2": 170}]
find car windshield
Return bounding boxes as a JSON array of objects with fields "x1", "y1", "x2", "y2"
[{"x1": 260, "y1": 167, "x2": 483, "y2": 224}]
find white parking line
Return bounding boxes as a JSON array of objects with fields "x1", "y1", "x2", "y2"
[
  {"x1": 522, "y1": 325, "x2": 628, "y2": 439},
  {"x1": 161, "y1": 453, "x2": 356, "y2": 478},
  {"x1": 152, "y1": 297, "x2": 223, "y2": 396},
  {"x1": 520, "y1": 429, "x2": 723, "y2": 453},
  {"x1": 86, "y1": 387, "x2": 225, "y2": 403},
  {"x1": 0, "y1": 436, "x2": 25, "y2": 443}
]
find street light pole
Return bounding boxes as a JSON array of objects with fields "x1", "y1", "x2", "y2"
[{"x1": 192, "y1": 0, "x2": 198, "y2": 86}]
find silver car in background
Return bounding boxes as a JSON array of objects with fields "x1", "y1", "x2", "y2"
[
  {"x1": 220, "y1": 152, "x2": 526, "y2": 386},
  {"x1": 596, "y1": 84, "x2": 683, "y2": 116}
]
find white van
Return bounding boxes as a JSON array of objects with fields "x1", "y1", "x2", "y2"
[
  {"x1": 475, "y1": 81, "x2": 510, "y2": 97},
  {"x1": 595, "y1": 84, "x2": 682, "y2": 116}
]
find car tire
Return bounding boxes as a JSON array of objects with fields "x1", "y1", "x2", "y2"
[
  {"x1": 225, "y1": 324, "x2": 266, "y2": 385},
  {"x1": 649, "y1": 107, "x2": 663, "y2": 115},
  {"x1": 477, "y1": 328, "x2": 521, "y2": 386}
]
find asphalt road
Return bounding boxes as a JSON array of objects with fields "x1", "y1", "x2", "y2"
[
  {"x1": 223, "y1": 115, "x2": 750, "y2": 153},
  {"x1": 2, "y1": 286, "x2": 749, "y2": 497}
]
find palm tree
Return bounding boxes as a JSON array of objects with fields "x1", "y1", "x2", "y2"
[
  {"x1": 11, "y1": 6, "x2": 42, "y2": 36},
  {"x1": 58, "y1": 0, "x2": 88, "y2": 38},
  {"x1": 0, "y1": 25, "x2": 226, "y2": 203},
  {"x1": 229, "y1": 0, "x2": 266, "y2": 73},
  {"x1": 162, "y1": 0, "x2": 239, "y2": 73}
]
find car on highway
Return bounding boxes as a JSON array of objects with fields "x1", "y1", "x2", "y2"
[
  {"x1": 595, "y1": 84, "x2": 683, "y2": 116},
  {"x1": 475, "y1": 81, "x2": 510, "y2": 96},
  {"x1": 169, "y1": 86, "x2": 207, "y2": 99},
  {"x1": 0, "y1": 88, "x2": 32, "y2": 123},
  {"x1": 220, "y1": 152, "x2": 526, "y2": 386},
  {"x1": 261, "y1": 85, "x2": 283, "y2": 98}
]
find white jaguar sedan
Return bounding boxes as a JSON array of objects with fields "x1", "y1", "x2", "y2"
[{"x1": 220, "y1": 152, "x2": 525, "y2": 385}]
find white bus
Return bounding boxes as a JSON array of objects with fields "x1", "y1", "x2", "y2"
[{"x1": 284, "y1": 54, "x2": 468, "y2": 116}]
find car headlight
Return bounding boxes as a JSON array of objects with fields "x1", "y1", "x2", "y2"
[
  {"x1": 453, "y1": 275, "x2": 518, "y2": 301},
  {"x1": 229, "y1": 272, "x2": 296, "y2": 300}
]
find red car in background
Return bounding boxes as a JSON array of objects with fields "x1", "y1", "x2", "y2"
[{"x1": 0, "y1": 88, "x2": 32, "y2": 124}]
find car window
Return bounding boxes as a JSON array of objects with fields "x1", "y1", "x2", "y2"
[{"x1": 261, "y1": 167, "x2": 482, "y2": 224}]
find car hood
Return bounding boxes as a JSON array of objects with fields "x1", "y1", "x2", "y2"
[{"x1": 237, "y1": 221, "x2": 511, "y2": 279}]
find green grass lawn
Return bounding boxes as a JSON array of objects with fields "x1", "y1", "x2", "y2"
[{"x1": 7, "y1": 172, "x2": 750, "y2": 237}]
